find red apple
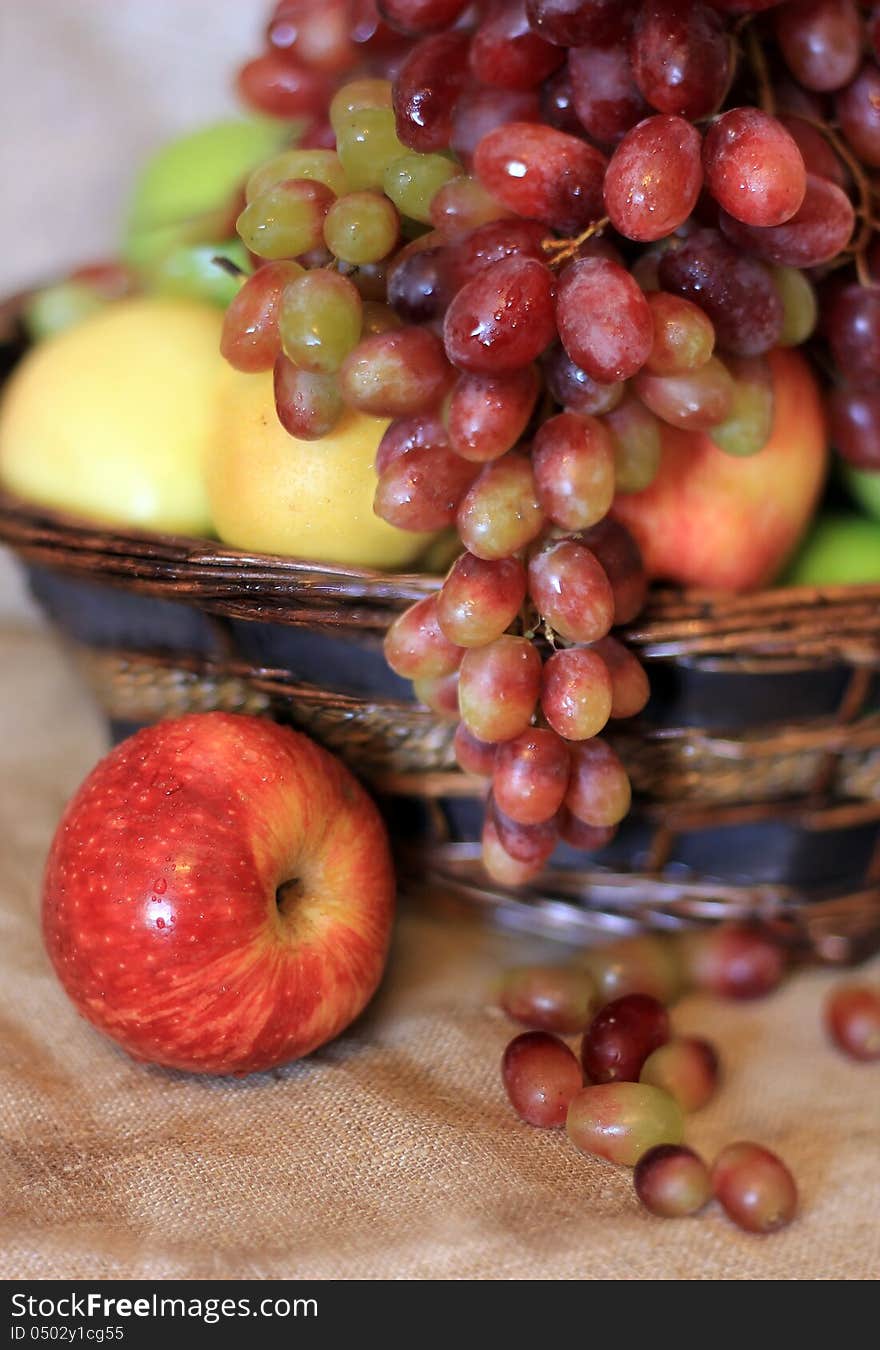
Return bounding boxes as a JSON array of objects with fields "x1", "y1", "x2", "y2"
[
  {"x1": 42, "y1": 713, "x2": 396, "y2": 1074},
  {"x1": 612, "y1": 348, "x2": 828, "y2": 592}
]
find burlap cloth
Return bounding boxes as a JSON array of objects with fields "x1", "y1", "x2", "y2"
[{"x1": 0, "y1": 626, "x2": 877, "y2": 1281}]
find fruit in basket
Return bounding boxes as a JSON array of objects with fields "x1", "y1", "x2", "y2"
[
  {"x1": 0, "y1": 298, "x2": 224, "y2": 535},
  {"x1": 783, "y1": 514, "x2": 880, "y2": 586},
  {"x1": 207, "y1": 366, "x2": 437, "y2": 566},
  {"x1": 41, "y1": 713, "x2": 395, "y2": 1075},
  {"x1": 612, "y1": 349, "x2": 828, "y2": 591}
]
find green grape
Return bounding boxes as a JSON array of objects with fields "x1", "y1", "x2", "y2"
[
  {"x1": 603, "y1": 395, "x2": 663, "y2": 494},
  {"x1": 279, "y1": 270, "x2": 363, "y2": 375},
  {"x1": 361, "y1": 301, "x2": 402, "y2": 335},
  {"x1": 383, "y1": 154, "x2": 462, "y2": 225},
  {"x1": 336, "y1": 108, "x2": 408, "y2": 192},
  {"x1": 237, "y1": 180, "x2": 336, "y2": 260},
  {"x1": 23, "y1": 281, "x2": 108, "y2": 341},
  {"x1": 709, "y1": 355, "x2": 774, "y2": 457},
  {"x1": 148, "y1": 240, "x2": 251, "y2": 307},
  {"x1": 772, "y1": 265, "x2": 818, "y2": 347},
  {"x1": 329, "y1": 78, "x2": 393, "y2": 137},
  {"x1": 323, "y1": 191, "x2": 400, "y2": 264},
  {"x1": 245, "y1": 149, "x2": 349, "y2": 203}
]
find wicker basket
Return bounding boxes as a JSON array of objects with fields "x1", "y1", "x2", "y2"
[{"x1": 2, "y1": 305, "x2": 880, "y2": 965}]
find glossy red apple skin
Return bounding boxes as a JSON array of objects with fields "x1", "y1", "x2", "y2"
[{"x1": 42, "y1": 713, "x2": 396, "y2": 1075}]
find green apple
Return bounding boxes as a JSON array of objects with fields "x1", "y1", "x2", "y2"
[
  {"x1": 842, "y1": 464, "x2": 880, "y2": 523},
  {"x1": 148, "y1": 239, "x2": 251, "y2": 308},
  {"x1": 22, "y1": 280, "x2": 109, "y2": 342},
  {"x1": 782, "y1": 513, "x2": 880, "y2": 586}
]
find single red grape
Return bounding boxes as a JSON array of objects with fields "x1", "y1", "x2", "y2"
[
  {"x1": 775, "y1": 0, "x2": 862, "y2": 93},
  {"x1": 532, "y1": 411, "x2": 616, "y2": 531},
  {"x1": 541, "y1": 646, "x2": 613, "y2": 741},
  {"x1": 482, "y1": 815, "x2": 545, "y2": 885},
  {"x1": 470, "y1": 0, "x2": 564, "y2": 92},
  {"x1": 444, "y1": 367, "x2": 540, "y2": 462},
  {"x1": 273, "y1": 356, "x2": 343, "y2": 440},
  {"x1": 634, "y1": 1144, "x2": 712, "y2": 1217},
  {"x1": 582, "y1": 992, "x2": 670, "y2": 1083},
  {"x1": 827, "y1": 388, "x2": 880, "y2": 470},
  {"x1": 220, "y1": 261, "x2": 304, "y2": 373},
  {"x1": 718, "y1": 173, "x2": 855, "y2": 268},
  {"x1": 634, "y1": 357, "x2": 735, "y2": 431},
  {"x1": 529, "y1": 539, "x2": 615, "y2": 644},
  {"x1": 631, "y1": 0, "x2": 731, "y2": 120},
  {"x1": 712, "y1": 1142, "x2": 798, "y2": 1234},
  {"x1": 491, "y1": 795, "x2": 560, "y2": 865},
  {"x1": 604, "y1": 114, "x2": 703, "y2": 242},
  {"x1": 703, "y1": 108, "x2": 806, "y2": 227},
  {"x1": 566, "y1": 1082, "x2": 684, "y2": 1166},
  {"x1": 454, "y1": 722, "x2": 498, "y2": 777},
  {"x1": 565, "y1": 737, "x2": 631, "y2": 827},
  {"x1": 458, "y1": 635, "x2": 542, "y2": 742},
  {"x1": 640, "y1": 1037, "x2": 720, "y2": 1112},
  {"x1": 237, "y1": 53, "x2": 332, "y2": 118},
  {"x1": 392, "y1": 30, "x2": 470, "y2": 153},
  {"x1": 567, "y1": 42, "x2": 650, "y2": 145},
  {"x1": 457, "y1": 452, "x2": 545, "y2": 559},
  {"x1": 556, "y1": 258, "x2": 654, "y2": 383},
  {"x1": 374, "y1": 443, "x2": 477, "y2": 530},
  {"x1": 543, "y1": 345, "x2": 625, "y2": 417},
  {"x1": 526, "y1": 0, "x2": 637, "y2": 47},
  {"x1": 473, "y1": 121, "x2": 607, "y2": 233},
  {"x1": 678, "y1": 923, "x2": 787, "y2": 1000},
  {"x1": 384, "y1": 595, "x2": 463, "y2": 679},
  {"x1": 658, "y1": 227, "x2": 784, "y2": 356},
  {"x1": 444, "y1": 255, "x2": 557, "y2": 375},
  {"x1": 591, "y1": 635, "x2": 651, "y2": 719},
  {"x1": 340, "y1": 326, "x2": 452, "y2": 416},
  {"x1": 502, "y1": 1031, "x2": 583, "y2": 1127},
  {"x1": 581, "y1": 518, "x2": 648, "y2": 625},
  {"x1": 493, "y1": 728, "x2": 571, "y2": 825},
  {"x1": 836, "y1": 61, "x2": 880, "y2": 166},
  {"x1": 500, "y1": 964, "x2": 598, "y2": 1034},
  {"x1": 437, "y1": 552, "x2": 527, "y2": 647},
  {"x1": 825, "y1": 985, "x2": 880, "y2": 1062}
]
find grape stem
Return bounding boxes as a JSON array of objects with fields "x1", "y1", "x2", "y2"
[
  {"x1": 543, "y1": 217, "x2": 610, "y2": 268},
  {"x1": 738, "y1": 18, "x2": 775, "y2": 117}
]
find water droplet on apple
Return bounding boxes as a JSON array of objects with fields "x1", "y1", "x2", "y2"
[{"x1": 153, "y1": 878, "x2": 167, "y2": 894}]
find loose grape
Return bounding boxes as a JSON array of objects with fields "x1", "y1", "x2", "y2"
[
  {"x1": 329, "y1": 77, "x2": 393, "y2": 134},
  {"x1": 634, "y1": 1144, "x2": 712, "y2": 1218},
  {"x1": 581, "y1": 518, "x2": 648, "y2": 625},
  {"x1": 246, "y1": 149, "x2": 349, "y2": 203},
  {"x1": 473, "y1": 122, "x2": 607, "y2": 233},
  {"x1": 470, "y1": 0, "x2": 564, "y2": 92},
  {"x1": 384, "y1": 595, "x2": 463, "y2": 679},
  {"x1": 631, "y1": 0, "x2": 731, "y2": 120},
  {"x1": 565, "y1": 738, "x2": 631, "y2": 827},
  {"x1": 775, "y1": 0, "x2": 862, "y2": 94},
  {"x1": 582, "y1": 935, "x2": 682, "y2": 1005},
  {"x1": 458, "y1": 635, "x2": 542, "y2": 742},
  {"x1": 604, "y1": 115, "x2": 703, "y2": 242},
  {"x1": 392, "y1": 30, "x2": 471, "y2": 153},
  {"x1": 450, "y1": 86, "x2": 542, "y2": 167},
  {"x1": 703, "y1": 108, "x2": 806, "y2": 227},
  {"x1": 582, "y1": 993, "x2": 670, "y2": 1084},
  {"x1": 454, "y1": 723, "x2": 498, "y2": 777},
  {"x1": 279, "y1": 270, "x2": 363, "y2": 375},
  {"x1": 566, "y1": 1082, "x2": 684, "y2": 1167},
  {"x1": 413, "y1": 671, "x2": 460, "y2": 721},
  {"x1": 429, "y1": 175, "x2": 512, "y2": 238},
  {"x1": 374, "y1": 445, "x2": 476, "y2": 530},
  {"x1": 556, "y1": 258, "x2": 654, "y2": 384},
  {"x1": 640, "y1": 1038, "x2": 720, "y2": 1112},
  {"x1": 502, "y1": 1031, "x2": 584, "y2": 1128},
  {"x1": 444, "y1": 367, "x2": 540, "y2": 463},
  {"x1": 646, "y1": 293, "x2": 715, "y2": 376},
  {"x1": 237, "y1": 180, "x2": 336, "y2": 260},
  {"x1": 532, "y1": 412, "x2": 616, "y2": 531},
  {"x1": 591, "y1": 636, "x2": 650, "y2": 719},
  {"x1": 220, "y1": 260, "x2": 304, "y2": 373},
  {"x1": 678, "y1": 923, "x2": 787, "y2": 1000},
  {"x1": 340, "y1": 326, "x2": 452, "y2": 416},
  {"x1": 602, "y1": 396, "x2": 663, "y2": 494},
  {"x1": 658, "y1": 229, "x2": 784, "y2": 356},
  {"x1": 437, "y1": 552, "x2": 526, "y2": 648},
  {"x1": 444, "y1": 256, "x2": 558, "y2": 376},
  {"x1": 493, "y1": 729, "x2": 571, "y2": 825},
  {"x1": 712, "y1": 1142, "x2": 798, "y2": 1234},
  {"x1": 541, "y1": 647, "x2": 613, "y2": 741},
  {"x1": 568, "y1": 41, "x2": 650, "y2": 145},
  {"x1": 457, "y1": 453, "x2": 545, "y2": 560},
  {"x1": 836, "y1": 61, "x2": 880, "y2": 167},
  {"x1": 273, "y1": 356, "x2": 344, "y2": 440},
  {"x1": 718, "y1": 174, "x2": 855, "y2": 268},
  {"x1": 323, "y1": 191, "x2": 400, "y2": 263},
  {"x1": 528, "y1": 539, "x2": 615, "y2": 644},
  {"x1": 491, "y1": 797, "x2": 561, "y2": 866},
  {"x1": 709, "y1": 355, "x2": 774, "y2": 457},
  {"x1": 544, "y1": 346, "x2": 625, "y2": 418},
  {"x1": 482, "y1": 816, "x2": 544, "y2": 886},
  {"x1": 634, "y1": 356, "x2": 736, "y2": 431},
  {"x1": 825, "y1": 985, "x2": 880, "y2": 1062},
  {"x1": 237, "y1": 53, "x2": 332, "y2": 119},
  {"x1": 500, "y1": 965, "x2": 598, "y2": 1034},
  {"x1": 526, "y1": 0, "x2": 637, "y2": 47},
  {"x1": 773, "y1": 265, "x2": 818, "y2": 347},
  {"x1": 336, "y1": 106, "x2": 409, "y2": 190}
]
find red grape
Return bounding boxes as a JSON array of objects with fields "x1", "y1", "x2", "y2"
[
  {"x1": 604, "y1": 115, "x2": 703, "y2": 242},
  {"x1": 384, "y1": 595, "x2": 464, "y2": 679},
  {"x1": 266, "y1": 0, "x2": 355, "y2": 73},
  {"x1": 584, "y1": 934, "x2": 682, "y2": 1004},
  {"x1": 718, "y1": 173, "x2": 855, "y2": 267},
  {"x1": 493, "y1": 728, "x2": 571, "y2": 824},
  {"x1": 527, "y1": 0, "x2": 637, "y2": 47},
  {"x1": 378, "y1": 0, "x2": 471, "y2": 33},
  {"x1": 470, "y1": 0, "x2": 564, "y2": 92},
  {"x1": 559, "y1": 813, "x2": 617, "y2": 851},
  {"x1": 413, "y1": 670, "x2": 460, "y2": 720},
  {"x1": 502, "y1": 1031, "x2": 583, "y2": 1127},
  {"x1": 387, "y1": 242, "x2": 453, "y2": 324},
  {"x1": 529, "y1": 539, "x2": 615, "y2": 643},
  {"x1": 640, "y1": 1037, "x2": 719, "y2": 1112},
  {"x1": 544, "y1": 345, "x2": 625, "y2": 417},
  {"x1": 556, "y1": 258, "x2": 653, "y2": 383},
  {"x1": 450, "y1": 86, "x2": 542, "y2": 166},
  {"x1": 340, "y1": 326, "x2": 452, "y2": 416},
  {"x1": 775, "y1": 0, "x2": 862, "y2": 93},
  {"x1": 568, "y1": 42, "x2": 650, "y2": 144},
  {"x1": 450, "y1": 218, "x2": 548, "y2": 288},
  {"x1": 827, "y1": 388, "x2": 880, "y2": 470},
  {"x1": 220, "y1": 261, "x2": 303, "y2": 373},
  {"x1": 273, "y1": 356, "x2": 344, "y2": 439},
  {"x1": 457, "y1": 452, "x2": 545, "y2": 559},
  {"x1": 491, "y1": 797, "x2": 561, "y2": 865},
  {"x1": 444, "y1": 367, "x2": 540, "y2": 462},
  {"x1": 634, "y1": 357, "x2": 735, "y2": 431},
  {"x1": 826, "y1": 285, "x2": 880, "y2": 391},
  {"x1": 473, "y1": 121, "x2": 606, "y2": 233},
  {"x1": 703, "y1": 108, "x2": 806, "y2": 227},
  {"x1": 429, "y1": 175, "x2": 512, "y2": 237},
  {"x1": 392, "y1": 31, "x2": 470, "y2": 153},
  {"x1": 658, "y1": 228, "x2": 784, "y2": 355},
  {"x1": 482, "y1": 815, "x2": 545, "y2": 884},
  {"x1": 646, "y1": 292, "x2": 715, "y2": 375},
  {"x1": 375, "y1": 410, "x2": 447, "y2": 473},
  {"x1": 444, "y1": 256, "x2": 557, "y2": 375},
  {"x1": 532, "y1": 412, "x2": 616, "y2": 530},
  {"x1": 237, "y1": 52, "x2": 332, "y2": 118},
  {"x1": 837, "y1": 61, "x2": 880, "y2": 165},
  {"x1": 500, "y1": 964, "x2": 598, "y2": 1033},
  {"x1": 565, "y1": 737, "x2": 631, "y2": 826},
  {"x1": 374, "y1": 443, "x2": 476, "y2": 530},
  {"x1": 678, "y1": 923, "x2": 787, "y2": 1000},
  {"x1": 437, "y1": 552, "x2": 527, "y2": 646},
  {"x1": 632, "y1": 0, "x2": 731, "y2": 120},
  {"x1": 581, "y1": 992, "x2": 670, "y2": 1083},
  {"x1": 777, "y1": 115, "x2": 847, "y2": 189},
  {"x1": 454, "y1": 723, "x2": 498, "y2": 777},
  {"x1": 458, "y1": 634, "x2": 542, "y2": 741},
  {"x1": 591, "y1": 635, "x2": 650, "y2": 719},
  {"x1": 634, "y1": 1144, "x2": 712, "y2": 1217},
  {"x1": 566, "y1": 1082, "x2": 684, "y2": 1166},
  {"x1": 712, "y1": 1142, "x2": 798, "y2": 1234},
  {"x1": 541, "y1": 646, "x2": 613, "y2": 740},
  {"x1": 825, "y1": 985, "x2": 880, "y2": 1062},
  {"x1": 581, "y1": 518, "x2": 648, "y2": 624}
]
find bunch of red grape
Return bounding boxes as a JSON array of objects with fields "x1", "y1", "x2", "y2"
[{"x1": 225, "y1": 0, "x2": 880, "y2": 884}]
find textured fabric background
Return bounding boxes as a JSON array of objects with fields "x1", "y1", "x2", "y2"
[{"x1": 0, "y1": 626, "x2": 878, "y2": 1280}]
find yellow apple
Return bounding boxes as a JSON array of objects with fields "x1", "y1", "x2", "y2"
[
  {"x1": 206, "y1": 366, "x2": 436, "y2": 568},
  {"x1": 0, "y1": 297, "x2": 225, "y2": 535}
]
